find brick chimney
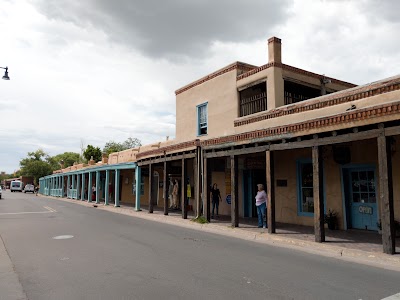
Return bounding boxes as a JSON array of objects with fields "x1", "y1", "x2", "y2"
[
  {"x1": 88, "y1": 156, "x2": 95, "y2": 166},
  {"x1": 102, "y1": 153, "x2": 108, "y2": 164},
  {"x1": 268, "y1": 36, "x2": 282, "y2": 64}
]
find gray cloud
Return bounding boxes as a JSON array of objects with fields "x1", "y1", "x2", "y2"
[{"x1": 33, "y1": 0, "x2": 292, "y2": 60}]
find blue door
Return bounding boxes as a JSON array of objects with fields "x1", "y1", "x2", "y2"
[{"x1": 349, "y1": 169, "x2": 378, "y2": 231}]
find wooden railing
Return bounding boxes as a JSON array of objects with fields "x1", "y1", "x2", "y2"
[{"x1": 240, "y1": 92, "x2": 267, "y2": 117}]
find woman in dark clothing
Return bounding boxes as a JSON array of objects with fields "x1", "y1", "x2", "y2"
[{"x1": 210, "y1": 183, "x2": 222, "y2": 218}]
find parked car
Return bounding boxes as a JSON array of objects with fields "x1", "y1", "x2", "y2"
[
  {"x1": 0, "y1": 186, "x2": 2, "y2": 199},
  {"x1": 10, "y1": 180, "x2": 23, "y2": 192},
  {"x1": 24, "y1": 184, "x2": 35, "y2": 193}
]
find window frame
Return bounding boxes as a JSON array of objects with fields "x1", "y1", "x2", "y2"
[
  {"x1": 196, "y1": 102, "x2": 208, "y2": 136},
  {"x1": 296, "y1": 158, "x2": 326, "y2": 217}
]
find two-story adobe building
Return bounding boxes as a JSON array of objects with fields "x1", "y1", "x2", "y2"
[{"x1": 40, "y1": 36, "x2": 400, "y2": 254}]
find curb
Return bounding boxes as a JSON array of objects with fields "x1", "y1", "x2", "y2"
[{"x1": 41, "y1": 195, "x2": 400, "y2": 271}]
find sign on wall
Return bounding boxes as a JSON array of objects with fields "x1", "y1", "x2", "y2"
[
  {"x1": 226, "y1": 194, "x2": 231, "y2": 205},
  {"x1": 358, "y1": 205, "x2": 373, "y2": 215}
]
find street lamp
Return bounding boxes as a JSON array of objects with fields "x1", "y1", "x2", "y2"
[{"x1": 1, "y1": 67, "x2": 10, "y2": 80}]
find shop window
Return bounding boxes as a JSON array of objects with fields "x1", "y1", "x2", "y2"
[
  {"x1": 197, "y1": 103, "x2": 208, "y2": 136},
  {"x1": 297, "y1": 160, "x2": 314, "y2": 216}
]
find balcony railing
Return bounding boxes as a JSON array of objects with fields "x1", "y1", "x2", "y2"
[
  {"x1": 67, "y1": 189, "x2": 78, "y2": 199},
  {"x1": 240, "y1": 92, "x2": 267, "y2": 117},
  {"x1": 50, "y1": 188, "x2": 63, "y2": 197}
]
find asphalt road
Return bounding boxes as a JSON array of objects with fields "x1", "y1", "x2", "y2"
[{"x1": 0, "y1": 191, "x2": 399, "y2": 300}]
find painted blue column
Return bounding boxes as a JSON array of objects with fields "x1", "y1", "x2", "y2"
[
  {"x1": 72, "y1": 174, "x2": 75, "y2": 190},
  {"x1": 61, "y1": 175, "x2": 64, "y2": 197},
  {"x1": 135, "y1": 166, "x2": 141, "y2": 211},
  {"x1": 115, "y1": 169, "x2": 120, "y2": 207},
  {"x1": 81, "y1": 173, "x2": 85, "y2": 201},
  {"x1": 95, "y1": 171, "x2": 100, "y2": 204},
  {"x1": 105, "y1": 170, "x2": 109, "y2": 205},
  {"x1": 67, "y1": 175, "x2": 71, "y2": 198},
  {"x1": 88, "y1": 172, "x2": 93, "y2": 202},
  {"x1": 77, "y1": 173, "x2": 81, "y2": 199}
]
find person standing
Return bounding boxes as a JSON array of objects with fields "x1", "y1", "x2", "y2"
[
  {"x1": 211, "y1": 183, "x2": 222, "y2": 218},
  {"x1": 172, "y1": 179, "x2": 179, "y2": 209},
  {"x1": 91, "y1": 183, "x2": 96, "y2": 201},
  {"x1": 255, "y1": 184, "x2": 267, "y2": 228},
  {"x1": 167, "y1": 178, "x2": 174, "y2": 209}
]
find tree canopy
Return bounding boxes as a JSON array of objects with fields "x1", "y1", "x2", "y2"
[
  {"x1": 103, "y1": 137, "x2": 142, "y2": 155},
  {"x1": 83, "y1": 145, "x2": 102, "y2": 162},
  {"x1": 19, "y1": 149, "x2": 53, "y2": 184},
  {"x1": 48, "y1": 152, "x2": 81, "y2": 170}
]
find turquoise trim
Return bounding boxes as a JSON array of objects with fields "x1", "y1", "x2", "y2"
[
  {"x1": 340, "y1": 164, "x2": 378, "y2": 231},
  {"x1": 115, "y1": 169, "x2": 120, "y2": 207},
  {"x1": 196, "y1": 102, "x2": 208, "y2": 136},
  {"x1": 95, "y1": 171, "x2": 100, "y2": 204},
  {"x1": 105, "y1": 170, "x2": 109, "y2": 205},
  {"x1": 38, "y1": 162, "x2": 137, "y2": 181},
  {"x1": 135, "y1": 166, "x2": 141, "y2": 211},
  {"x1": 296, "y1": 158, "x2": 326, "y2": 217}
]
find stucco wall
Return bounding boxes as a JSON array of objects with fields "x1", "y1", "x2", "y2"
[
  {"x1": 176, "y1": 69, "x2": 239, "y2": 142},
  {"x1": 271, "y1": 139, "x2": 395, "y2": 230}
]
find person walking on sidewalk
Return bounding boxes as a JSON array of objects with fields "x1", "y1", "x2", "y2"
[
  {"x1": 255, "y1": 184, "x2": 267, "y2": 228},
  {"x1": 211, "y1": 183, "x2": 222, "y2": 218}
]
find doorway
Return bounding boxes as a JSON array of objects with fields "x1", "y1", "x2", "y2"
[
  {"x1": 342, "y1": 166, "x2": 378, "y2": 231},
  {"x1": 243, "y1": 169, "x2": 266, "y2": 218},
  {"x1": 152, "y1": 171, "x2": 160, "y2": 206}
]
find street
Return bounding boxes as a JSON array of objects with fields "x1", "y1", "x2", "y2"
[{"x1": 0, "y1": 191, "x2": 399, "y2": 300}]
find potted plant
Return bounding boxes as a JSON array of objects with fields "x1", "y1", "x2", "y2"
[
  {"x1": 377, "y1": 219, "x2": 382, "y2": 234},
  {"x1": 324, "y1": 209, "x2": 338, "y2": 230},
  {"x1": 376, "y1": 219, "x2": 400, "y2": 236}
]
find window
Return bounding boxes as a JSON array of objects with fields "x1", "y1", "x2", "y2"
[
  {"x1": 297, "y1": 160, "x2": 314, "y2": 215},
  {"x1": 239, "y1": 82, "x2": 267, "y2": 117},
  {"x1": 197, "y1": 103, "x2": 208, "y2": 136}
]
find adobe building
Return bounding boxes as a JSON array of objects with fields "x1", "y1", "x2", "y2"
[{"x1": 40, "y1": 36, "x2": 400, "y2": 254}]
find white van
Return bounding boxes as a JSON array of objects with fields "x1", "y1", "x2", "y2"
[{"x1": 10, "y1": 180, "x2": 23, "y2": 192}]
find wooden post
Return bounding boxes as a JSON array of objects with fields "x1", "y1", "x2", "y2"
[
  {"x1": 195, "y1": 147, "x2": 201, "y2": 218},
  {"x1": 148, "y1": 164, "x2": 153, "y2": 213},
  {"x1": 203, "y1": 156, "x2": 210, "y2": 221},
  {"x1": 377, "y1": 134, "x2": 395, "y2": 254},
  {"x1": 312, "y1": 146, "x2": 325, "y2": 243},
  {"x1": 266, "y1": 150, "x2": 276, "y2": 233},
  {"x1": 163, "y1": 159, "x2": 168, "y2": 215},
  {"x1": 231, "y1": 155, "x2": 239, "y2": 227},
  {"x1": 181, "y1": 158, "x2": 188, "y2": 219}
]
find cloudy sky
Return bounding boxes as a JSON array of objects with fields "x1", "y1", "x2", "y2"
[{"x1": 1, "y1": 0, "x2": 399, "y2": 173}]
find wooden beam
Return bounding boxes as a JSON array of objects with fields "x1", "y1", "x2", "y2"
[
  {"x1": 231, "y1": 155, "x2": 239, "y2": 227},
  {"x1": 270, "y1": 129, "x2": 381, "y2": 151},
  {"x1": 312, "y1": 146, "x2": 325, "y2": 243},
  {"x1": 377, "y1": 134, "x2": 396, "y2": 254},
  {"x1": 203, "y1": 156, "x2": 210, "y2": 221},
  {"x1": 137, "y1": 152, "x2": 196, "y2": 166},
  {"x1": 194, "y1": 147, "x2": 201, "y2": 218},
  {"x1": 266, "y1": 151, "x2": 276, "y2": 233},
  {"x1": 163, "y1": 159, "x2": 168, "y2": 215},
  {"x1": 204, "y1": 145, "x2": 269, "y2": 158},
  {"x1": 181, "y1": 158, "x2": 188, "y2": 219},
  {"x1": 148, "y1": 164, "x2": 153, "y2": 213},
  {"x1": 384, "y1": 125, "x2": 400, "y2": 137}
]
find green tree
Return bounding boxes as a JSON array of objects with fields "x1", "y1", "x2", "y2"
[
  {"x1": 48, "y1": 152, "x2": 80, "y2": 170},
  {"x1": 103, "y1": 141, "x2": 125, "y2": 155},
  {"x1": 123, "y1": 137, "x2": 141, "y2": 149},
  {"x1": 19, "y1": 149, "x2": 53, "y2": 184},
  {"x1": 83, "y1": 145, "x2": 102, "y2": 162},
  {"x1": 102, "y1": 138, "x2": 142, "y2": 155}
]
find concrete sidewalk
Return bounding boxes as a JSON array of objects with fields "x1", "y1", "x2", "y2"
[{"x1": 45, "y1": 196, "x2": 400, "y2": 271}]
